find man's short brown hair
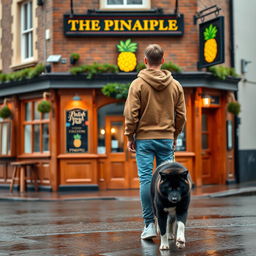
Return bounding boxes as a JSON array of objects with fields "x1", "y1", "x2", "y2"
[{"x1": 144, "y1": 44, "x2": 164, "y2": 66}]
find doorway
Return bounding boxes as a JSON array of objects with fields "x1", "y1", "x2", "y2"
[
  {"x1": 201, "y1": 108, "x2": 219, "y2": 184},
  {"x1": 105, "y1": 116, "x2": 139, "y2": 189}
]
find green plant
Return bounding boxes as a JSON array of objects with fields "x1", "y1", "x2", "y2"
[
  {"x1": 208, "y1": 65, "x2": 239, "y2": 80},
  {"x1": 136, "y1": 63, "x2": 146, "y2": 72},
  {"x1": 27, "y1": 64, "x2": 45, "y2": 79},
  {"x1": 37, "y1": 100, "x2": 51, "y2": 113},
  {"x1": 70, "y1": 63, "x2": 119, "y2": 79},
  {"x1": 102, "y1": 83, "x2": 130, "y2": 99},
  {"x1": 227, "y1": 101, "x2": 241, "y2": 115},
  {"x1": 0, "y1": 64, "x2": 45, "y2": 84},
  {"x1": 0, "y1": 73, "x2": 7, "y2": 82},
  {"x1": 0, "y1": 105, "x2": 12, "y2": 119},
  {"x1": 136, "y1": 62, "x2": 182, "y2": 73},
  {"x1": 70, "y1": 53, "x2": 80, "y2": 61},
  {"x1": 161, "y1": 61, "x2": 182, "y2": 72}
]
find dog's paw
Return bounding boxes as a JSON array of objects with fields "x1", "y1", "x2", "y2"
[
  {"x1": 160, "y1": 243, "x2": 170, "y2": 250},
  {"x1": 168, "y1": 234, "x2": 175, "y2": 240},
  {"x1": 176, "y1": 239, "x2": 185, "y2": 249}
]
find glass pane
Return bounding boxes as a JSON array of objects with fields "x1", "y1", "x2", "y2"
[
  {"x1": 176, "y1": 127, "x2": 186, "y2": 151},
  {"x1": 42, "y1": 124, "x2": 49, "y2": 152},
  {"x1": 202, "y1": 134, "x2": 208, "y2": 149},
  {"x1": 98, "y1": 127, "x2": 106, "y2": 154},
  {"x1": 1, "y1": 123, "x2": 8, "y2": 154},
  {"x1": 111, "y1": 121, "x2": 124, "y2": 152},
  {"x1": 33, "y1": 124, "x2": 40, "y2": 152},
  {"x1": 29, "y1": 2, "x2": 33, "y2": 29},
  {"x1": 34, "y1": 102, "x2": 40, "y2": 120},
  {"x1": 24, "y1": 125, "x2": 32, "y2": 153},
  {"x1": 29, "y1": 32, "x2": 33, "y2": 57},
  {"x1": 202, "y1": 113, "x2": 207, "y2": 131},
  {"x1": 43, "y1": 112, "x2": 49, "y2": 120},
  {"x1": 127, "y1": 0, "x2": 142, "y2": 4},
  {"x1": 107, "y1": 0, "x2": 124, "y2": 4},
  {"x1": 25, "y1": 102, "x2": 32, "y2": 121},
  {"x1": 23, "y1": 3, "x2": 28, "y2": 30}
]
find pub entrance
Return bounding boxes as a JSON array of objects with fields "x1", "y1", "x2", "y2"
[
  {"x1": 105, "y1": 116, "x2": 139, "y2": 189},
  {"x1": 201, "y1": 108, "x2": 219, "y2": 184}
]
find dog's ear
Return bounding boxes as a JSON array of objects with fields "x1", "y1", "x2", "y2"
[
  {"x1": 159, "y1": 171, "x2": 168, "y2": 181},
  {"x1": 180, "y1": 170, "x2": 189, "y2": 179}
]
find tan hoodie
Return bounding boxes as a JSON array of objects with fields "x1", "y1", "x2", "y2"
[{"x1": 124, "y1": 68, "x2": 186, "y2": 140}]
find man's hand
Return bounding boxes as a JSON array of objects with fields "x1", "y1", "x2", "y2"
[{"x1": 127, "y1": 140, "x2": 136, "y2": 153}]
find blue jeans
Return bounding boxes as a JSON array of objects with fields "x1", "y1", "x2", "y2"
[{"x1": 136, "y1": 139, "x2": 174, "y2": 225}]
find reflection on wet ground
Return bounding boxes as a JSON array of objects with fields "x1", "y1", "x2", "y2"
[{"x1": 0, "y1": 196, "x2": 256, "y2": 255}]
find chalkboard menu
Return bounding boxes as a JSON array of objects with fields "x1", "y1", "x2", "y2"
[{"x1": 66, "y1": 108, "x2": 88, "y2": 153}]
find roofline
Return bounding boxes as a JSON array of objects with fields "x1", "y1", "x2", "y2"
[{"x1": 0, "y1": 72, "x2": 240, "y2": 97}]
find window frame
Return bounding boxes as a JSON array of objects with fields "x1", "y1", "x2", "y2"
[
  {"x1": 20, "y1": 0, "x2": 34, "y2": 62},
  {"x1": 22, "y1": 99, "x2": 50, "y2": 156},
  {"x1": 100, "y1": 0, "x2": 150, "y2": 10}
]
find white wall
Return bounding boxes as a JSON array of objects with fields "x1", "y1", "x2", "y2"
[{"x1": 234, "y1": 0, "x2": 256, "y2": 150}]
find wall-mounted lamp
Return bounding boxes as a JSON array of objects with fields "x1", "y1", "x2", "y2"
[
  {"x1": 73, "y1": 95, "x2": 81, "y2": 101},
  {"x1": 100, "y1": 129, "x2": 105, "y2": 135},
  {"x1": 202, "y1": 95, "x2": 211, "y2": 107},
  {"x1": 47, "y1": 55, "x2": 62, "y2": 63},
  {"x1": 241, "y1": 59, "x2": 252, "y2": 74},
  {"x1": 111, "y1": 128, "x2": 116, "y2": 134}
]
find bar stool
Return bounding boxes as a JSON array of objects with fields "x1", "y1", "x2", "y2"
[{"x1": 10, "y1": 161, "x2": 39, "y2": 192}]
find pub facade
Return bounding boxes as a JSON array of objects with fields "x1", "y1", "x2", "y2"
[{"x1": 0, "y1": 0, "x2": 239, "y2": 191}]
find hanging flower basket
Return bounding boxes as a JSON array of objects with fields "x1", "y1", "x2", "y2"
[
  {"x1": 0, "y1": 105, "x2": 12, "y2": 119},
  {"x1": 227, "y1": 101, "x2": 241, "y2": 115},
  {"x1": 38, "y1": 100, "x2": 51, "y2": 113}
]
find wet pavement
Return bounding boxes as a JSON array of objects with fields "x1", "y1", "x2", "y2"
[{"x1": 1, "y1": 194, "x2": 256, "y2": 255}]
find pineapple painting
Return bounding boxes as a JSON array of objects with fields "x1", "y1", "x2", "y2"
[
  {"x1": 117, "y1": 39, "x2": 137, "y2": 72},
  {"x1": 203, "y1": 24, "x2": 218, "y2": 63},
  {"x1": 73, "y1": 134, "x2": 82, "y2": 148}
]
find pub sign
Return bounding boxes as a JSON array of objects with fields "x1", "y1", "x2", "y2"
[
  {"x1": 198, "y1": 16, "x2": 225, "y2": 68},
  {"x1": 66, "y1": 108, "x2": 88, "y2": 153},
  {"x1": 64, "y1": 14, "x2": 184, "y2": 36}
]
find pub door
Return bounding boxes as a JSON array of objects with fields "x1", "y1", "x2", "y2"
[
  {"x1": 201, "y1": 108, "x2": 219, "y2": 184},
  {"x1": 105, "y1": 116, "x2": 139, "y2": 189}
]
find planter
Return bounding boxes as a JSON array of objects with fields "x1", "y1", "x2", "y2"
[
  {"x1": 227, "y1": 101, "x2": 241, "y2": 115},
  {"x1": 37, "y1": 100, "x2": 51, "y2": 113},
  {"x1": 0, "y1": 105, "x2": 12, "y2": 119},
  {"x1": 70, "y1": 53, "x2": 80, "y2": 65}
]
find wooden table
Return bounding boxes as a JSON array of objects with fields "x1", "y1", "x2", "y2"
[{"x1": 10, "y1": 161, "x2": 39, "y2": 192}]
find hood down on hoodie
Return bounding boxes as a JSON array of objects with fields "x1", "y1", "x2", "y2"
[{"x1": 138, "y1": 68, "x2": 174, "y2": 91}]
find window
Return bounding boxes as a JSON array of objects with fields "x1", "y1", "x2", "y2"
[
  {"x1": 21, "y1": 1, "x2": 33, "y2": 61},
  {"x1": 100, "y1": 0, "x2": 150, "y2": 10},
  {"x1": 23, "y1": 100, "x2": 50, "y2": 154},
  {"x1": 11, "y1": 0, "x2": 38, "y2": 68},
  {"x1": 0, "y1": 119, "x2": 11, "y2": 156}
]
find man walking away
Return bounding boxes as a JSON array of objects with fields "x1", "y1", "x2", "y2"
[{"x1": 124, "y1": 44, "x2": 186, "y2": 240}]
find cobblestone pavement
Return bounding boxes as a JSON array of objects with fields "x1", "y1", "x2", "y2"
[{"x1": 0, "y1": 195, "x2": 256, "y2": 256}]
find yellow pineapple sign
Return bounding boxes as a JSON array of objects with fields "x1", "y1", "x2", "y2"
[
  {"x1": 198, "y1": 16, "x2": 224, "y2": 69},
  {"x1": 117, "y1": 39, "x2": 137, "y2": 72}
]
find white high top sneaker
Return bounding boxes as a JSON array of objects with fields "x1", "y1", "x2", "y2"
[{"x1": 141, "y1": 223, "x2": 157, "y2": 240}]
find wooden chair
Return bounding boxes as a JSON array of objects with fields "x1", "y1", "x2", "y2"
[{"x1": 10, "y1": 161, "x2": 39, "y2": 192}]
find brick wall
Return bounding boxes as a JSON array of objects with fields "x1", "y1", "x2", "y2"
[
  {"x1": 52, "y1": 0, "x2": 198, "y2": 72},
  {"x1": 1, "y1": 0, "x2": 13, "y2": 73},
  {"x1": 0, "y1": 0, "x2": 232, "y2": 74}
]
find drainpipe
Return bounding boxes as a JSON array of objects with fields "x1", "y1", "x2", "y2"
[{"x1": 229, "y1": 0, "x2": 240, "y2": 183}]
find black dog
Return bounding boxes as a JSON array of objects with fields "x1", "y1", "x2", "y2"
[{"x1": 151, "y1": 161, "x2": 192, "y2": 250}]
